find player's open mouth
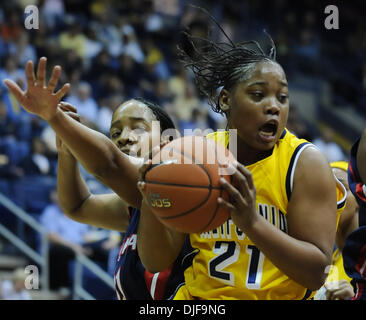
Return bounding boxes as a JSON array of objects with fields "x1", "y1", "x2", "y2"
[{"x1": 258, "y1": 120, "x2": 278, "y2": 142}]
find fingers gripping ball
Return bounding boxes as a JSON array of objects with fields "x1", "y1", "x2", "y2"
[{"x1": 142, "y1": 136, "x2": 236, "y2": 233}]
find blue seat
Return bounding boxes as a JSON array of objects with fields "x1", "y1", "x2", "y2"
[
  {"x1": 0, "y1": 179, "x2": 9, "y2": 196},
  {"x1": 11, "y1": 175, "x2": 57, "y2": 213}
]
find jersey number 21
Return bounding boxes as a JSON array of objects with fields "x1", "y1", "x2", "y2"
[{"x1": 208, "y1": 241, "x2": 264, "y2": 289}]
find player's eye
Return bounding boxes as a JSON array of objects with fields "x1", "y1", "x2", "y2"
[
  {"x1": 250, "y1": 91, "x2": 264, "y2": 101},
  {"x1": 111, "y1": 131, "x2": 121, "y2": 139},
  {"x1": 278, "y1": 94, "x2": 289, "y2": 104}
]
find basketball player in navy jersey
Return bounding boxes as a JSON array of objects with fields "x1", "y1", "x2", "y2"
[
  {"x1": 343, "y1": 129, "x2": 366, "y2": 300},
  {"x1": 3, "y1": 59, "x2": 189, "y2": 300}
]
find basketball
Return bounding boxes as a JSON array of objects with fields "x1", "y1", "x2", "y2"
[{"x1": 142, "y1": 135, "x2": 236, "y2": 233}]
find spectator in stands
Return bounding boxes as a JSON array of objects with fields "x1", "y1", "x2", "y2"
[
  {"x1": 0, "y1": 55, "x2": 26, "y2": 86},
  {"x1": 8, "y1": 32, "x2": 37, "y2": 68},
  {"x1": 312, "y1": 127, "x2": 346, "y2": 163},
  {"x1": 41, "y1": 0, "x2": 65, "y2": 29},
  {"x1": 84, "y1": 27, "x2": 103, "y2": 64},
  {"x1": 286, "y1": 105, "x2": 314, "y2": 141},
  {"x1": 171, "y1": 82, "x2": 200, "y2": 131},
  {"x1": 0, "y1": 148, "x2": 24, "y2": 179},
  {"x1": 59, "y1": 19, "x2": 87, "y2": 59},
  {"x1": 65, "y1": 82, "x2": 99, "y2": 125},
  {"x1": 121, "y1": 27, "x2": 145, "y2": 64},
  {"x1": 116, "y1": 54, "x2": 143, "y2": 98},
  {"x1": 0, "y1": 99, "x2": 18, "y2": 138},
  {"x1": 0, "y1": 10, "x2": 22, "y2": 43},
  {"x1": 19, "y1": 137, "x2": 52, "y2": 176},
  {"x1": 0, "y1": 268, "x2": 31, "y2": 300},
  {"x1": 96, "y1": 94, "x2": 124, "y2": 135},
  {"x1": 39, "y1": 189, "x2": 91, "y2": 291},
  {"x1": 0, "y1": 100, "x2": 30, "y2": 174}
]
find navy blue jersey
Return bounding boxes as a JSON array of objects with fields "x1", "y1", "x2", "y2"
[
  {"x1": 344, "y1": 139, "x2": 366, "y2": 300},
  {"x1": 348, "y1": 138, "x2": 366, "y2": 207},
  {"x1": 114, "y1": 207, "x2": 192, "y2": 300},
  {"x1": 348, "y1": 138, "x2": 366, "y2": 226}
]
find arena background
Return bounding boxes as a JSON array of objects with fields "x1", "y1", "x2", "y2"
[{"x1": 0, "y1": 0, "x2": 365, "y2": 300}]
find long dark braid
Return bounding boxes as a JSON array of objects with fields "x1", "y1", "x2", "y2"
[
  {"x1": 134, "y1": 97, "x2": 176, "y2": 132},
  {"x1": 178, "y1": 6, "x2": 277, "y2": 114}
]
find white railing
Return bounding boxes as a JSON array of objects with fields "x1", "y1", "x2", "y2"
[
  {"x1": 0, "y1": 192, "x2": 115, "y2": 299},
  {"x1": 73, "y1": 253, "x2": 115, "y2": 300},
  {"x1": 0, "y1": 192, "x2": 49, "y2": 291}
]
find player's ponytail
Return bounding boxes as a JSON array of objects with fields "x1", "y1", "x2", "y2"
[{"x1": 178, "y1": 6, "x2": 277, "y2": 115}]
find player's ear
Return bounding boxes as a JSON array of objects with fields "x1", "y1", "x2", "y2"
[{"x1": 218, "y1": 88, "x2": 230, "y2": 113}]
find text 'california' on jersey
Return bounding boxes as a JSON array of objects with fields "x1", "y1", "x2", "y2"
[{"x1": 172, "y1": 129, "x2": 346, "y2": 300}]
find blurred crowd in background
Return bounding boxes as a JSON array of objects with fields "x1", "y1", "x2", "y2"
[{"x1": 0, "y1": 0, "x2": 365, "y2": 298}]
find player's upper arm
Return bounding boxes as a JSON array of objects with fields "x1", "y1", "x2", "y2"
[
  {"x1": 357, "y1": 129, "x2": 366, "y2": 185},
  {"x1": 69, "y1": 193, "x2": 130, "y2": 232},
  {"x1": 287, "y1": 146, "x2": 337, "y2": 262},
  {"x1": 332, "y1": 168, "x2": 359, "y2": 250}
]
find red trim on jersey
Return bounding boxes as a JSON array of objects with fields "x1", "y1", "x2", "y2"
[
  {"x1": 144, "y1": 270, "x2": 154, "y2": 297},
  {"x1": 144, "y1": 265, "x2": 173, "y2": 300},
  {"x1": 355, "y1": 244, "x2": 366, "y2": 278},
  {"x1": 352, "y1": 281, "x2": 365, "y2": 300},
  {"x1": 356, "y1": 184, "x2": 366, "y2": 202},
  {"x1": 127, "y1": 206, "x2": 133, "y2": 220},
  {"x1": 154, "y1": 265, "x2": 173, "y2": 300}
]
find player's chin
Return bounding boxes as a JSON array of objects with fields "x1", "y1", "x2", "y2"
[{"x1": 255, "y1": 134, "x2": 277, "y2": 150}]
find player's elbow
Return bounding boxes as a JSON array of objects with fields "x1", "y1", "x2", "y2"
[
  {"x1": 59, "y1": 197, "x2": 90, "y2": 224},
  {"x1": 307, "y1": 273, "x2": 327, "y2": 292},
  {"x1": 60, "y1": 206, "x2": 84, "y2": 224},
  {"x1": 305, "y1": 258, "x2": 332, "y2": 291}
]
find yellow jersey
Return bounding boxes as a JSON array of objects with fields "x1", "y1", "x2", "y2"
[
  {"x1": 173, "y1": 129, "x2": 346, "y2": 300},
  {"x1": 326, "y1": 161, "x2": 352, "y2": 284}
]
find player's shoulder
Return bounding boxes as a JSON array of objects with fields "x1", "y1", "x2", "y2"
[{"x1": 294, "y1": 143, "x2": 334, "y2": 186}]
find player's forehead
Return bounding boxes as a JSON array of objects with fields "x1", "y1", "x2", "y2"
[
  {"x1": 245, "y1": 60, "x2": 287, "y2": 86},
  {"x1": 111, "y1": 100, "x2": 156, "y2": 125}
]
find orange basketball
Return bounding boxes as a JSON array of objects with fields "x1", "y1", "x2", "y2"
[{"x1": 142, "y1": 135, "x2": 236, "y2": 233}]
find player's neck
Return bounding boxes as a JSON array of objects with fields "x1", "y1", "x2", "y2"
[{"x1": 235, "y1": 138, "x2": 274, "y2": 166}]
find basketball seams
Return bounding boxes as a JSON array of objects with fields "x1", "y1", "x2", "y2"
[
  {"x1": 145, "y1": 180, "x2": 221, "y2": 189},
  {"x1": 144, "y1": 136, "x2": 231, "y2": 233}
]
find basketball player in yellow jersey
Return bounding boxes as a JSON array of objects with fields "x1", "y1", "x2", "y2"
[{"x1": 136, "y1": 11, "x2": 343, "y2": 300}]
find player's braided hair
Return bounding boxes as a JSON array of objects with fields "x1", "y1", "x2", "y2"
[
  {"x1": 134, "y1": 97, "x2": 176, "y2": 132},
  {"x1": 178, "y1": 6, "x2": 277, "y2": 115}
]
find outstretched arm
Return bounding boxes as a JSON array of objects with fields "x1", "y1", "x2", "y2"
[
  {"x1": 3, "y1": 58, "x2": 142, "y2": 208},
  {"x1": 136, "y1": 161, "x2": 186, "y2": 273},
  {"x1": 56, "y1": 104, "x2": 129, "y2": 232}
]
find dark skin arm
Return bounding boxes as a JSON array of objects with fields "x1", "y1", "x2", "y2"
[
  {"x1": 137, "y1": 148, "x2": 337, "y2": 291},
  {"x1": 218, "y1": 147, "x2": 337, "y2": 291},
  {"x1": 137, "y1": 199, "x2": 186, "y2": 273},
  {"x1": 136, "y1": 158, "x2": 186, "y2": 273},
  {"x1": 57, "y1": 148, "x2": 130, "y2": 232},
  {"x1": 56, "y1": 103, "x2": 129, "y2": 232},
  {"x1": 357, "y1": 129, "x2": 366, "y2": 185},
  {"x1": 3, "y1": 58, "x2": 142, "y2": 208},
  {"x1": 332, "y1": 168, "x2": 359, "y2": 250}
]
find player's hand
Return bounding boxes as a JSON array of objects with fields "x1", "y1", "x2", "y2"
[
  {"x1": 325, "y1": 280, "x2": 355, "y2": 300},
  {"x1": 137, "y1": 140, "x2": 170, "y2": 200},
  {"x1": 3, "y1": 57, "x2": 70, "y2": 121},
  {"x1": 218, "y1": 162, "x2": 258, "y2": 230},
  {"x1": 56, "y1": 102, "x2": 80, "y2": 156}
]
